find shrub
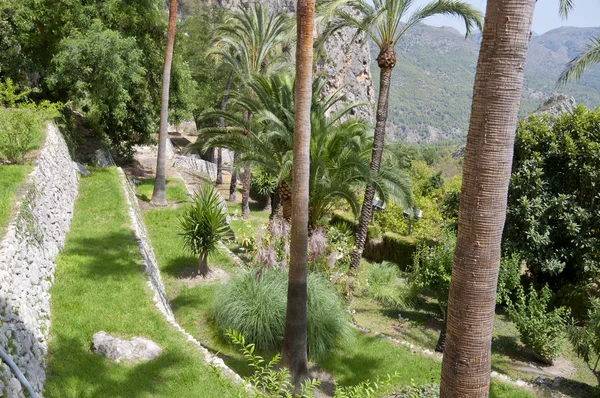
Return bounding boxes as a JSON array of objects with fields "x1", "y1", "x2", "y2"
[
  {"x1": 213, "y1": 269, "x2": 350, "y2": 359},
  {"x1": 506, "y1": 284, "x2": 571, "y2": 364},
  {"x1": 0, "y1": 107, "x2": 55, "y2": 164},
  {"x1": 366, "y1": 262, "x2": 412, "y2": 308},
  {"x1": 568, "y1": 297, "x2": 600, "y2": 374},
  {"x1": 333, "y1": 373, "x2": 400, "y2": 398},
  {"x1": 179, "y1": 184, "x2": 232, "y2": 275}
]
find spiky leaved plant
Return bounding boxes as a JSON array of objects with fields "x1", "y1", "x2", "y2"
[{"x1": 179, "y1": 184, "x2": 232, "y2": 276}]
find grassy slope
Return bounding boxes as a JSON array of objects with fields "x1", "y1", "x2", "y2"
[
  {"x1": 135, "y1": 178, "x2": 189, "y2": 203},
  {"x1": 0, "y1": 165, "x2": 31, "y2": 232},
  {"x1": 140, "y1": 183, "x2": 534, "y2": 396},
  {"x1": 45, "y1": 168, "x2": 239, "y2": 397}
]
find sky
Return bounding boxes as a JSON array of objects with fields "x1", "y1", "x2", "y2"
[{"x1": 412, "y1": 0, "x2": 600, "y2": 35}]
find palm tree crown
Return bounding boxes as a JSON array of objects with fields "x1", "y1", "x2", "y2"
[{"x1": 320, "y1": 0, "x2": 482, "y2": 64}]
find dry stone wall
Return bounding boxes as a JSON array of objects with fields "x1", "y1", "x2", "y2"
[{"x1": 0, "y1": 124, "x2": 79, "y2": 397}]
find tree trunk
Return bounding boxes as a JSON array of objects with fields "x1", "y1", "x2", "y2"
[
  {"x1": 349, "y1": 59, "x2": 395, "y2": 272},
  {"x1": 440, "y1": 1, "x2": 535, "y2": 396},
  {"x1": 217, "y1": 71, "x2": 234, "y2": 186},
  {"x1": 150, "y1": 0, "x2": 178, "y2": 207},
  {"x1": 271, "y1": 189, "x2": 281, "y2": 220},
  {"x1": 242, "y1": 166, "x2": 251, "y2": 219},
  {"x1": 198, "y1": 253, "x2": 211, "y2": 277},
  {"x1": 281, "y1": 0, "x2": 314, "y2": 389},
  {"x1": 263, "y1": 194, "x2": 272, "y2": 213},
  {"x1": 279, "y1": 181, "x2": 293, "y2": 222},
  {"x1": 435, "y1": 314, "x2": 447, "y2": 353},
  {"x1": 229, "y1": 152, "x2": 239, "y2": 203}
]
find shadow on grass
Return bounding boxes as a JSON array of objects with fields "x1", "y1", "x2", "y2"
[
  {"x1": 163, "y1": 256, "x2": 198, "y2": 278},
  {"x1": 46, "y1": 335, "x2": 184, "y2": 398},
  {"x1": 63, "y1": 232, "x2": 143, "y2": 280}
]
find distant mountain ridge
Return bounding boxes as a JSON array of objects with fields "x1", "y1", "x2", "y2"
[{"x1": 375, "y1": 24, "x2": 600, "y2": 144}]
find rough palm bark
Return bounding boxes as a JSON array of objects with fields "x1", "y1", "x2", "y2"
[
  {"x1": 242, "y1": 166, "x2": 251, "y2": 219},
  {"x1": 151, "y1": 0, "x2": 178, "y2": 206},
  {"x1": 229, "y1": 151, "x2": 239, "y2": 203},
  {"x1": 217, "y1": 71, "x2": 234, "y2": 185},
  {"x1": 440, "y1": 0, "x2": 535, "y2": 396},
  {"x1": 349, "y1": 58, "x2": 394, "y2": 271},
  {"x1": 281, "y1": 0, "x2": 314, "y2": 388},
  {"x1": 271, "y1": 188, "x2": 282, "y2": 219}
]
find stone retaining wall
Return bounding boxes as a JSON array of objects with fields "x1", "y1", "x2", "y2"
[{"x1": 0, "y1": 124, "x2": 79, "y2": 397}]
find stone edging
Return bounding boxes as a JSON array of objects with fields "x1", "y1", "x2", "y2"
[
  {"x1": 0, "y1": 123, "x2": 79, "y2": 397},
  {"x1": 116, "y1": 168, "x2": 248, "y2": 389}
]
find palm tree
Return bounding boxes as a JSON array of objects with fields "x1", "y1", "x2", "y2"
[
  {"x1": 439, "y1": 0, "x2": 536, "y2": 396},
  {"x1": 210, "y1": 4, "x2": 292, "y2": 218},
  {"x1": 151, "y1": 0, "x2": 178, "y2": 206},
  {"x1": 320, "y1": 0, "x2": 482, "y2": 272},
  {"x1": 281, "y1": 0, "x2": 315, "y2": 387},
  {"x1": 197, "y1": 74, "x2": 412, "y2": 227},
  {"x1": 216, "y1": 71, "x2": 234, "y2": 185},
  {"x1": 558, "y1": 37, "x2": 600, "y2": 84}
]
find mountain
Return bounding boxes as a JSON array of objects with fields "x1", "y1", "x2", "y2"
[{"x1": 374, "y1": 24, "x2": 600, "y2": 144}]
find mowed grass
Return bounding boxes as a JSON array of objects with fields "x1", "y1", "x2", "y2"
[
  {"x1": 135, "y1": 177, "x2": 189, "y2": 203},
  {"x1": 0, "y1": 164, "x2": 31, "y2": 233},
  {"x1": 45, "y1": 168, "x2": 239, "y2": 397}
]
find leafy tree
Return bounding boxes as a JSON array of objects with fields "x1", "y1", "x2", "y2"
[
  {"x1": 179, "y1": 184, "x2": 231, "y2": 276},
  {"x1": 504, "y1": 107, "x2": 600, "y2": 310},
  {"x1": 319, "y1": 0, "x2": 482, "y2": 273}
]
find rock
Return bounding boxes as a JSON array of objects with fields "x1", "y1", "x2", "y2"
[
  {"x1": 72, "y1": 162, "x2": 90, "y2": 176},
  {"x1": 533, "y1": 94, "x2": 576, "y2": 119},
  {"x1": 91, "y1": 331, "x2": 162, "y2": 363}
]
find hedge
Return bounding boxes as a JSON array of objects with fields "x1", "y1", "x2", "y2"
[
  {"x1": 330, "y1": 211, "x2": 381, "y2": 241},
  {"x1": 363, "y1": 233, "x2": 419, "y2": 270}
]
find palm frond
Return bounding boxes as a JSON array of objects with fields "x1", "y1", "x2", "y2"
[{"x1": 558, "y1": 36, "x2": 600, "y2": 85}]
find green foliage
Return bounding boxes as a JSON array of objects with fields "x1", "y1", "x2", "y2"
[
  {"x1": 333, "y1": 373, "x2": 400, "y2": 398},
  {"x1": 496, "y1": 253, "x2": 522, "y2": 305},
  {"x1": 251, "y1": 167, "x2": 278, "y2": 198},
  {"x1": 226, "y1": 330, "x2": 320, "y2": 397},
  {"x1": 504, "y1": 107, "x2": 600, "y2": 305},
  {"x1": 0, "y1": 103, "x2": 59, "y2": 163},
  {"x1": 213, "y1": 269, "x2": 351, "y2": 359},
  {"x1": 0, "y1": 78, "x2": 29, "y2": 107},
  {"x1": 568, "y1": 297, "x2": 600, "y2": 373},
  {"x1": 365, "y1": 262, "x2": 412, "y2": 308},
  {"x1": 179, "y1": 184, "x2": 232, "y2": 259},
  {"x1": 409, "y1": 233, "x2": 454, "y2": 314},
  {"x1": 506, "y1": 284, "x2": 571, "y2": 364}
]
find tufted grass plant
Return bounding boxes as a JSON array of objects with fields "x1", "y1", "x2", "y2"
[
  {"x1": 366, "y1": 261, "x2": 413, "y2": 308},
  {"x1": 214, "y1": 269, "x2": 351, "y2": 360}
]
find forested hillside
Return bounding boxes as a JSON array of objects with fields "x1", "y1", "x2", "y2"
[{"x1": 378, "y1": 24, "x2": 600, "y2": 143}]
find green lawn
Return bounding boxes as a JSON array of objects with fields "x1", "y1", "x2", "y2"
[
  {"x1": 0, "y1": 164, "x2": 31, "y2": 233},
  {"x1": 45, "y1": 168, "x2": 240, "y2": 397},
  {"x1": 135, "y1": 177, "x2": 189, "y2": 203}
]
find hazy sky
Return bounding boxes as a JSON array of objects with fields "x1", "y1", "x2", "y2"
[{"x1": 412, "y1": 0, "x2": 600, "y2": 34}]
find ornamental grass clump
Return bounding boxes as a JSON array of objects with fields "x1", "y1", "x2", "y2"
[
  {"x1": 179, "y1": 184, "x2": 231, "y2": 276},
  {"x1": 213, "y1": 269, "x2": 351, "y2": 359}
]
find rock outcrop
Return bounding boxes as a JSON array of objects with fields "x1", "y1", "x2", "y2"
[{"x1": 91, "y1": 332, "x2": 162, "y2": 363}]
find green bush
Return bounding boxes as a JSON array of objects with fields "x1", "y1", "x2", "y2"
[
  {"x1": 506, "y1": 284, "x2": 571, "y2": 364},
  {"x1": 0, "y1": 106, "x2": 58, "y2": 164},
  {"x1": 568, "y1": 297, "x2": 600, "y2": 373},
  {"x1": 366, "y1": 262, "x2": 411, "y2": 308},
  {"x1": 330, "y1": 211, "x2": 380, "y2": 241},
  {"x1": 213, "y1": 269, "x2": 351, "y2": 359}
]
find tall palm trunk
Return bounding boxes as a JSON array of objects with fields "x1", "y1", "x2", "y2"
[
  {"x1": 242, "y1": 166, "x2": 251, "y2": 219},
  {"x1": 349, "y1": 50, "x2": 395, "y2": 271},
  {"x1": 151, "y1": 0, "x2": 178, "y2": 206},
  {"x1": 229, "y1": 151, "x2": 239, "y2": 203},
  {"x1": 281, "y1": 0, "x2": 314, "y2": 389},
  {"x1": 440, "y1": 1, "x2": 535, "y2": 396},
  {"x1": 217, "y1": 71, "x2": 234, "y2": 185}
]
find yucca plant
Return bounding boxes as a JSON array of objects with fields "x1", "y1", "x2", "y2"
[{"x1": 179, "y1": 184, "x2": 232, "y2": 276}]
